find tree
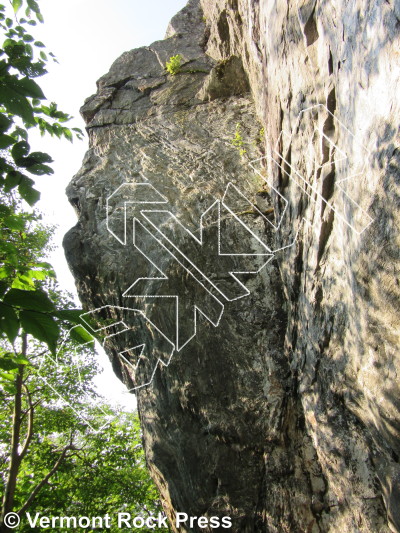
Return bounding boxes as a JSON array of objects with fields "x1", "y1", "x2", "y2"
[
  {"x1": 0, "y1": 0, "x2": 83, "y2": 353},
  {"x1": 0, "y1": 0, "x2": 83, "y2": 208},
  {"x1": 0, "y1": 324, "x2": 92, "y2": 526},
  {"x1": 0, "y1": 319, "x2": 169, "y2": 532},
  {"x1": 0, "y1": 2, "x2": 169, "y2": 530}
]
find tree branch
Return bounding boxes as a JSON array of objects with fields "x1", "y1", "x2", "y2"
[
  {"x1": 17, "y1": 443, "x2": 73, "y2": 516},
  {"x1": 0, "y1": 334, "x2": 27, "y2": 524},
  {"x1": 19, "y1": 384, "x2": 34, "y2": 462}
]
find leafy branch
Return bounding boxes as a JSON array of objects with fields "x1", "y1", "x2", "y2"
[{"x1": 0, "y1": 0, "x2": 83, "y2": 208}]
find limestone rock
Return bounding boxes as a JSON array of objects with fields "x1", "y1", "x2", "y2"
[{"x1": 64, "y1": 0, "x2": 400, "y2": 531}]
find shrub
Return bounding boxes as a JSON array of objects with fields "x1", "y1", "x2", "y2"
[
  {"x1": 166, "y1": 54, "x2": 183, "y2": 75},
  {"x1": 230, "y1": 123, "x2": 247, "y2": 157}
]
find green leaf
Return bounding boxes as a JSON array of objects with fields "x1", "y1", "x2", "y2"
[
  {"x1": 63, "y1": 128, "x2": 73, "y2": 142},
  {"x1": 0, "y1": 281, "x2": 8, "y2": 298},
  {"x1": 54, "y1": 309, "x2": 85, "y2": 323},
  {"x1": 0, "y1": 352, "x2": 28, "y2": 370},
  {"x1": 12, "y1": 148, "x2": 53, "y2": 172},
  {"x1": 11, "y1": 276, "x2": 35, "y2": 290},
  {"x1": 0, "y1": 204, "x2": 12, "y2": 216},
  {"x1": 4, "y1": 288, "x2": 56, "y2": 312},
  {"x1": 17, "y1": 77, "x2": 45, "y2": 99},
  {"x1": 11, "y1": 140, "x2": 30, "y2": 160},
  {"x1": 20, "y1": 310, "x2": 59, "y2": 354},
  {"x1": 24, "y1": 42, "x2": 34, "y2": 57},
  {"x1": 0, "y1": 270, "x2": 11, "y2": 283},
  {"x1": 5, "y1": 28, "x2": 17, "y2": 37},
  {"x1": 0, "y1": 134, "x2": 15, "y2": 149},
  {"x1": 0, "y1": 60, "x2": 10, "y2": 76},
  {"x1": 4, "y1": 170, "x2": 24, "y2": 192},
  {"x1": 0, "y1": 303, "x2": 19, "y2": 342},
  {"x1": 69, "y1": 325, "x2": 95, "y2": 345},
  {"x1": 0, "y1": 114, "x2": 12, "y2": 133},
  {"x1": 3, "y1": 40, "x2": 25, "y2": 58},
  {"x1": 18, "y1": 178, "x2": 40, "y2": 205},
  {"x1": 1, "y1": 75, "x2": 45, "y2": 101},
  {"x1": 25, "y1": 162, "x2": 53, "y2": 176},
  {"x1": 0, "y1": 84, "x2": 34, "y2": 124},
  {"x1": 27, "y1": 151, "x2": 53, "y2": 164},
  {"x1": 0, "y1": 242, "x2": 18, "y2": 259},
  {"x1": 22, "y1": 269, "x2": 48, "y2": 281},
  {"x1": 14, "y1": 354, "x2": 29, "y2": 364},
  {"x1": 0, "y1": 358, "x2": 20, "y2": 371},
  {"x1": 11, "y1": 126, "x2": 28, "y2": 140},
  {"x1": 12, "y1": 0, "x2": 22, "y2": 13},
  {"x1": 36, "y1": 261, "x2": 54, "y2": 271},
  {"x1": 0, "y1": 370, "x2": 18, "y2": 382},
  {"x1": 27, "y1": 0, "x2": 40, "y2": 14},
  {"x1": 1, "y1": 380, "x2": 17, "y2": 393},
  {"x1": 3, "y1": 214, "x2": 26, "y2": 230}
]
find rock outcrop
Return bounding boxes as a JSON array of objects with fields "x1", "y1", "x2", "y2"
[{"x1": 64, "y1": 0, "x2": 400, "y2": 531}]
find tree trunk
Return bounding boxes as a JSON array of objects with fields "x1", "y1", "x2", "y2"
[{"x1": 0, "y1": 336, "x2": 27, "y2": 532}]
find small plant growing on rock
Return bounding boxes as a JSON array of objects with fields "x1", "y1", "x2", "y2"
[
  {"x1": 166, "y1": 54, "x2": 183, "y2": 75},
  {"x1": 253, "y1": 126, "x2": 266, "y2": 146},
  {"x1": 230, "y1": 123, "x2": 247, "y2": 157}
]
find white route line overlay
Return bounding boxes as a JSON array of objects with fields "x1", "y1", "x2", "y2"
[
  {"x1": 79, "y1": 305, "x2": 175, "y2": 391},
  {"x1": 139, "y1": 189, "x2": 274, "y2": 303},
  {"x1": 37, "y1": 330, "x2": 111, "y2": 433},
  {"x1": 37, "y1": 305, "x2": 176, "y2": 429},
  {"x1": 249, "y1": 104, "x2": 374, "y2": 235},
  {"x1": 124, "y1": 220, "x2": 224, "y2": 352},
  {"x1": 102, "y1": 180, "x2": 302, "y2": 389},
  {"x1": 45, "y1": 104, "x2": 375, "y2": 411},
  {"x1": 106, "y1": 182, "x2": 168, "y2": 246}
]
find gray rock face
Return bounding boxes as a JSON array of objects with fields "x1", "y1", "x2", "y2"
[{"x1": 64, "y1": 0, "x2": 400, "y2": 531}]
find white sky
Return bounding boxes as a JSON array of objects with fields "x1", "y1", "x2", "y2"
[{"x1": 26, "y1": 0, "x2": 187, "y2": 408}]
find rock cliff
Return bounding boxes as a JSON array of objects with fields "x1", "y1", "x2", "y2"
[{"x1": 64, "y1": 0, "x2": 400, "y2": 531}]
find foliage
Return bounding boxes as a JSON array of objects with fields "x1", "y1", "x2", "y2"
[
  {"x1": 22, "y1": 412, "x2": 168, "y2": 532},
  {"x1": 251, "y1": 126, "x2": 266, "y2": 148},
  {"x1": 0, "y1": 324, "x2": 169, "y2": 532},
  {"x1": 165, "y1": 54, "x2": 183, "y2": 76},
  {"x1": 0, "y1": 216, "x2": 91, "y2": 361},
  {"x1": 0, "y1": 199, "x2": 54, "y2": 287},
  {"x1": 0, "y1": 3, "x2": 169, "y2": 531},
  {"x1": 0, "y1": 0, "x2": 86, "y2": 364},
  {"x1": 230, "y1": 122, "x2": 246, "y2": 157},
  {"x1": 0, "y1": 0, "x2": 83, "y2": 208},
  {"x1": 0, "y1": 1, "x2": 85, "y2": 361}
]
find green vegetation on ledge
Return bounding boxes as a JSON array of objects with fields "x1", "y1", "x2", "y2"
[{"x1": 165, "y1": 54, "x2": 183, "y2": 76}]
